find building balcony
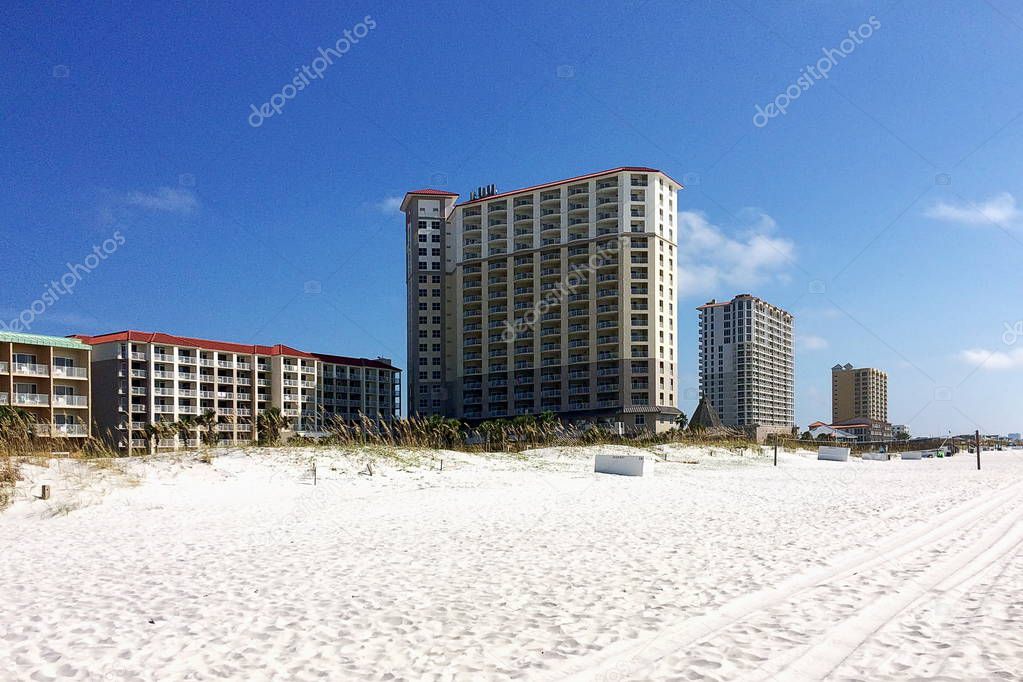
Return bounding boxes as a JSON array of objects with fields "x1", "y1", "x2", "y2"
[
  {"x1": 13, "y1": 362, "x2": 49, "y2": 377},
  {"x1": 52, "y1": 395, "x2": 88, "y2": 408},
  {"x1": 13, "y1": 393, "x2": 48, "y2": 406},
  {"x1": 53, "y1": 365, "x2": 88, "y2": 379},
  {"x1": 40, "y1": 423, "x2": 88, "y2": 437}
]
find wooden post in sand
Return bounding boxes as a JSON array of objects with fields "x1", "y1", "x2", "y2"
[
  {"x1": 774, "y1": 442, "x2": 778, "y2": 467},
  {"x1": 40, "y1": 485, "x2": 50, "y2": 500},
  {"x1": 975, "y1": 430, "x2": 981, "y2": 470}
]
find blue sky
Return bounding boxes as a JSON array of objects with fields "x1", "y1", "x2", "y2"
[{"x1": 2, "y1": 1, "x2": 1021, "y2": 436}]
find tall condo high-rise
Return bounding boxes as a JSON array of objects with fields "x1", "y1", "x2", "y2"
[
  {"x1": 401, "y1": 167, "x2": 683, "y2": 432},
  {"x1": 697, "y1": 294, "x2": 794, "y2": 434},
  {"x1": 831, "y1": 363, "x2": 888, "y2": 423}
]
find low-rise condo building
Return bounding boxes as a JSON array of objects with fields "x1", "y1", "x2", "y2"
[
  {"x1": 0, "y1": 332, "x2": 92, "y2": 439},
  {"x1": 74, "y1": 330, "x2": 399, "y2": 453},
  {"x1": 313, "y1": 353, "x2": 401, "y2": 425},
  {"x1": 402, "y1": 166, "x2": 683, "y2": 433}
]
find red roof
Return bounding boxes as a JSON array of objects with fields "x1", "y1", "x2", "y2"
[
  {"x1": 312, "y1": 352, "x2": 399, "y2": 371},
  {"x1": 455, "y1": 166, "x2": 683, "y2": 207},
  {"x1": 405, "y1": 188, "x2": 458, "y2": 197},
  {"x1": 73, "y1": 330, "x2": 318, "y2": 359}
]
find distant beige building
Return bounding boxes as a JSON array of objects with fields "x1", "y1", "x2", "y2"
[
  {"x1": 831, "y1": 363, "x2": 887, "y2": 423},
  {"x1": 401, "y1": 166, "x2": 683, "y2": 433},
  {"x1": 0, "y1": 332, "x2": 92, "y2": 439}
]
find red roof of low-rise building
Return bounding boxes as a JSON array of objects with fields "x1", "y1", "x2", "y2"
[
  {"x1": 74, "y1": 330, "x2": 315, "y2": 359},
  {"x1": 72, "y1": 330, "x2": 401, "y2": 370},
  {"x1": 404, "y1": 188, "x2": 458, "y2": 196}
]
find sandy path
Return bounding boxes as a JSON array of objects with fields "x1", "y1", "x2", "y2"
[{"x1": 561, "y1": 472, "x2": 1023, "y2": 681}]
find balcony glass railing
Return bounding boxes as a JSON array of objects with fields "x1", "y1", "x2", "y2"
[
  {"x1": 52, "y1": 395, "x2": 88, "y2": 407},
  {"x1": 53, "y1": 365, "x2": 88, "y2": 379},
  {"x1": 14, "y1": 393, "x2": 49, "y2": 406},
  {"x1": 13, "y1": 362, "x2": 49, "y2": 376}
]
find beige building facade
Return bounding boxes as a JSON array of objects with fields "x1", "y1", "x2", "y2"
[
  {"x1": 831, "y1": 363, "x2": 888, "y2": 423},
  {"x1": 0, "y1": 331, "x2": 92, "y2": 439},
  {"x1": 402, "y1": 167, "x2": 682, "y2": 432}
]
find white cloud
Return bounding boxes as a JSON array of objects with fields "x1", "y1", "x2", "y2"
[
  {"x1": 925, "y1": 192, "x2": 1021, "y2": 227},
  {"x1": 123, "y1": 187, "x2": 198, "y2": 214},
  {"x1": 799, "y1": 334, "x2": 829, "y2": 351},
  {"x1": 375, "y1": 196, "x2": 403, "y2": 213},
  {"x1": 959, "y1": 347, "x2": 1023, "y2": 370},
  {"x1": 676, "y1": 209, "x2": 795, "y2": 298}
]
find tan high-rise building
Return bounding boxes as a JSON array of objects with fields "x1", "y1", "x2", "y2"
[
  {"x1": 401, "y1": 167, "x2": 682, "y2": 432},
  {"x1": 0, "y1": 332, "x2": 92, "y2": 439},
  {"x1": 831, "y1": 363, "x2": 887, "y2": 423}
]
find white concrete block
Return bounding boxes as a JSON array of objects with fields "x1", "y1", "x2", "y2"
[
  {"x1": 594, "y1": 454, "x2": 645, "y2": 476},
  {"x1": 901, "y1": 451, "x2": 923, "y2": 460},
  {"x1": 818, "y1": 446, "x2": 850, "y2": 462},
  {"x1": 862, "y1": 452, "x2": 889, "y2": 461}
]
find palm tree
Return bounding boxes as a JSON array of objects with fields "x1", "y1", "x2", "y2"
[
  {"x1": 674, "y1": 411, "x2": 689, "y2": 430},
  {"x1": 195, "y1": 409, "x2": 219, "y2": 447},
  {"x1": 257, "y1": 407, "x2": 288, "y2": 446},
  {"x1": 142, "y1": 420, "x2": 176, "y2": 452}
]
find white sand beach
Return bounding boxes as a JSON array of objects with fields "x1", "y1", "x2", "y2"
[{"x1": 2, "y1": 445, "x2": 1021, "y2": 681}]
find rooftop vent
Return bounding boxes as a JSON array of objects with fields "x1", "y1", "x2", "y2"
[{"x1": 469, "y1": 184, "x2": 497, "y2": 201}]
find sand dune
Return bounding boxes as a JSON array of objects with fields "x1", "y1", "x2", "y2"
[{"x1": 1, "y1": 446, "x2": 1020, "y2": 680}]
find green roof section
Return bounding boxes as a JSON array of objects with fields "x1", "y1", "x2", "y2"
[{"x1": 0, "y1": 331, "x2": 91, "y2": 350}]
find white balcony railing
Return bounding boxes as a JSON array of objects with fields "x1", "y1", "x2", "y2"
[
  {"x1": 53, "y1": 365, "x2": 88, "y2": 379},
  {"x1": 13, "y1": 362, "x2": 49, "y2": 376},
  {"x1": 0, "y1": 392, "x2": 6, "y2": 405},
  {"x1": 13, "y1": 393, "x2": 49, "y2": 406},
  {"x1": 52, "y1": 394, "x2": 88, "y2": 408},
  {"x1": 47, "y1": 423, "x2": 88, "y2": 437}
]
